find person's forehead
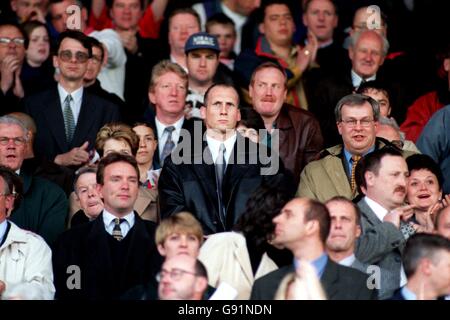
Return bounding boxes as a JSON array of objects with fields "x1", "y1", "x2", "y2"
[
  {"x1": 356, "y1": 33, "x2": 382, "y2": 49},
  {"x1": 208, "y1": 86, "x2": 238, "y2": 102},
  {"x1": 59, "y1": 37, "x2": 88, "y2": 51},
  {"x1": 265, "y1": 3, "x2": 291, "y2": 16},
  {"x1": 170, "y1": 13, "x2": 198, "y2": 26},
  {"x1": 307, "y1": 0, "x2": 336, "y2": 13},
  {"x1": 156, "y1": 71, "x2": 184, "y2": 83},
  {"x1": 353, "y1": 7, "x2": 369, "y2": 24},
  {"x1": 104, "y1": 161, "x2": 136, "y2": 174},
  {"x1": 341, "y1": 103, "x2": 373, "y2": 116},
  {"x1": 188, "y1": 48, "x2": 218, "y2": 56},
  {"x1": 76, "y1": 172, "x2": 96, "y2": 185},
  {"x1": 113, "y1": 0, "x2": 140, "y2": 5},
  {"x1": 133, "y1": 125, "x2": 154, "y2": 136},
  {"x1": 326, "y1": 201, "x2": 355, "y2": 218},
  {"x1": 0, "y1": 25, "x2": 23, "y2": 38},
  {"x1": 380, "y1": 155, "x2": 406, "y2": 169},
  {"x1": 208, "y1": 23, "x2": 234, "y2": 33},
  {"x1": 0, "y1": 123, "x2": 25, "y2": 135},
  {"x1": 254, "y1": 67, "x2": 286, "y2": 82}
]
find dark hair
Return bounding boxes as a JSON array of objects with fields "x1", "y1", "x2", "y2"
[
  {"x1": 335, "y1": 93, "x2": 380, "y2": 122},
  {"x1": 97, "y1": 153, "x2": 139, "y2": 185},
  {"x1": 304, "y1": 199, "x2": 331, "y2": 244},
  {"x1": 55, "y1": 29, "x2": 92, "y2": 58},
  {"x1": 204, "y1": 83, "x2": 239, "y2": 107},
  {"x1": 21, "y1": 20, "x2": 49, "y2": 50},
  {"x1": 261, "y1": 0, "x2": 293, "y2": 19},
  {"x1": 0, "y1": 22, "x2": 28, "y2": 49},
  {"x1": 406, "y1": 154, "x2": 443, "y2": 190},
  {"x1": 206, "y1": 13, "x2": 236, "y2": 35},
  {"x1": 194, "y1": 259, "x2": 208, "y2": 280},
  {"x1": 403, "y1": 233, "x2": 450, "y2": 278},
  {"x1": 356, "y1": 80, "x2": 391, "y2": 103},
  {"x1": 238, "y1": 107, "x2": 265, "y2": 131},
  {"x1": 356, "y1": 147, "x2": 403, "y2": 192},
  {"x1": 250, "y1": 61, "x2": 287, "y2": 89},
  {"x1": 325, "y1": 196, "x2": 361, "y2": 226},
  {"x1": 168, "y1": 8, "x2": 201, "y2": 30},
  {"x1": 86, "y1": 36, "x2": 104, "y2": 61},
  {"x1": 303, "y1": 0, "x2": 338, "y2": 14},
  {"x1": 234, "y1": 175, "x2": 294, "y2": 248},
  {"x1": 0, "y1": 165, "x2": 23, "y2": 209}
]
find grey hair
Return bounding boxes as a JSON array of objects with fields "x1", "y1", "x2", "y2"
[
  {"x1": 378, "y1": 116, "x2": 406, "y2": 141},
  {"x1": 350, "y1": 29, "x2": 390, "y2": 57},
  {"x1": 334, "y1": 93, "x2": 380, "y2": 122},
  {"x1": 0, "y1": 115, "x2": 29, "y2": 140}
]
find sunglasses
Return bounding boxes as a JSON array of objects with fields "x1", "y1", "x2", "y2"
[{"x1": 58, "y1": 50, "x2": 90, "y2": 63}]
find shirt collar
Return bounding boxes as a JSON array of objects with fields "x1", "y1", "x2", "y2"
[
  {"x1": 294, "y1": 253, "x2": 328, "y2": 278},
  {"x1": 0, "y1": 219, "x2": 8, "y2": 246},
  {"x1": 401, "y1": 286, "x2": 418, "y2": 300},
  {"x1": 343, "y1": 146, "x2": 375, "y2": 164},
  {"x1": 351, "y1": 69, "x2": 376, "y2": 88},
  {"x1": 206, "y1": 133, "x2": 237, "y2": 165},
  {"x1": 102, "y1": 209, "x2": 135, "y2": 228},
  {"x1": 155, "y1": 116, "x2": 185, "y2": 141},
  {"x1": 57, "y1": 83, "x2": 83, "y2": 104},
  {"x1": 338, "y1": 254, "x2": 356, "y2": 267},
  {"x1": 364, "y1": 196, "x2": 389, "y2": 221}
]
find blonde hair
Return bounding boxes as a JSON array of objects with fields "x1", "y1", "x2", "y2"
[
  {"x1": 155, "y1": 212, "x2": 204, "y2": 246},
  {"x1": 149, "y1": 60, "x2": 188, "y2": 92}
]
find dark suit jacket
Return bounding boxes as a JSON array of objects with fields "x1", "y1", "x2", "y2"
[
  {"x1": 52, "y1": 212, "x2": 162, "y2": 300},
  {"x1": 140, "y1": 115, "x2": 202, "y2": 169},
  {"x1": 158, "y1": 133, "x2": 286, "y2": 235},
  {"x1": 24, "y1": 86, "x2": 121, "y2": 163},
  {"x1": 251, "y1": 259, "x2": 377, "y2": 300},
  {"x1": 355, "y1": 198, "x2": 405, "y2": 298}
]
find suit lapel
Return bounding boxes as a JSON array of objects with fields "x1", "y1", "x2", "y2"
[
  {"x1": 42, "y1": 88, "x2": 68, "y2": 152},
  {"x1": 320, "y1": 260, "x2": 340, "y2": 299},
  {"x1": 232, "y1": 235, "x2": 254, "y2": 285},
  {"x1": 357, "y1": 198, "x2": 382, "y2": 227},
  {"x1": 71, "y1": 91, "x2": 96, "y2": 148}
]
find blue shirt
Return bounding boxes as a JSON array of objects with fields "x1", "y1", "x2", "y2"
[
  {"x1": 0, "y1": 220, "x2": 8, "y2": 246},
  {"x1": 343, "y1": 146, "x2": 375, "y2": 177},
  {"x1": 401, "y1": 286, "x2": 417, "y2": 300},
  {"x1": 294, "y1": 253, "x2": 328, "y2": 278}
]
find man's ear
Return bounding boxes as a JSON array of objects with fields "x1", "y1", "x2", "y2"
[
  {"x1": 5, "y1": 195, "x2": 15, "y2": 212},
  {"x1": 348, "y1": 46, "x2": 354, "y2": 62},
  {"x1": 157, "y1": 244, "x2": 166, "y2": 256},
  {"x1": 194, "y1": 276, "x2": 208, "y2": 295},
  {"x1": 149, "y1": 91, "x2": 155, "y2": 104},
  {"x1": 444, "y1": 58, "x2": 450, "y2": 72},
  {"x1": 200, "y1": 106, "x2": 207, "y2": 119},
  {"x1": 53, "y1": 55, "x2": 59, "y2": 69},
  {"x1": 258, "y1": 22, "x2": 265, "y2": 35},
  {"x1": 96, "y1": 183, "x2": 103, "y2": 198},
  {"x1": 364, "y1": 171, "x2": 375, "y2": 188}
]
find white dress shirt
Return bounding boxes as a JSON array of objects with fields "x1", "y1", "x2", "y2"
[
  {"x1": 155, "y1": 116, "x2": 185, "y2": 160},
  {"x1": 58, "y1": 83, "x2": 83, "y2": 124},
  {"x1": 102, "y1": 210, "x2": 135, "y2": 238},
  {"x1": 351, "y1": 69, "x2": 376, "y2": 88},
  {"x1": 206, "y1": 133, "x2": 237, "y2": 166}
]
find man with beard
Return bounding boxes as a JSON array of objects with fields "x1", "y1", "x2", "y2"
[{"x1": 354, "y1": 148, "x2": 412, "y2": 298}]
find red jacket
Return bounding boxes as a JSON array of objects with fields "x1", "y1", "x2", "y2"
[{"x1": 400, "y1": 91, "x2": 444, "y2": 142}]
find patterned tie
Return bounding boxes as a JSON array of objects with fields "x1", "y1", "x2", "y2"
[
  {"x1": 160, "y1": 126, "x2": 176, "y2": 165},
  {"x1": 63, "y1": 94, "x2": 75, "y2": 143},
  {"x1": 112, "y1": 218, "x2": 124, "y2": 241},
  {"x1": 350, "y1": 155, "x2": 361, "y2": 193},
  {"x1": 215, "y1": 144, "x2": 226, "y2": 220}
]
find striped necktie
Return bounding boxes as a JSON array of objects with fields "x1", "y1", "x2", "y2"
[
  {"x1": 63, "y1": 94, "x2": 75, "y2": 143},
  {"x1": 112, "y1": 218, "x2": 125, "y2": 241}
]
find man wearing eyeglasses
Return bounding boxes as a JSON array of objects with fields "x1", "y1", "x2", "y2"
[
  {"x1": 297, "y1": 94, "x2": 415, "y2": 203},
  {"x1": 158, "y1": 255, "x2": 209, "y2": 300},
  {"x1": 0, "y1": 22, "x2": 26, "y2": 116},
  {"x1": 0, "y1": 115, "x2": 68, "y2": 245},
  {"x1": 24, "y1": 30, "x2": 120, "y2": 169}
]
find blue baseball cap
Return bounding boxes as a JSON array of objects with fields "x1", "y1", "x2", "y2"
[{"x1": 184, "y1": 32, "x2": 220, "y2": 54}]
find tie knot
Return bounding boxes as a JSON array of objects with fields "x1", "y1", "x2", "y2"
[
  {"x1": 114, "y1": 218, "x2": 125, "y2": 226},
  {"x1": 219, "y1": 143, "x2": 225, "y2": 153},
  {"x1": 65, "y1": 94, "x2": 73, "y2": 103},
  {"x1": 351, "y1": 155, "x2": 361, "y2": 162},
  {"x1": 165, "y1": 126, "x2": 175, "y2": 134}
]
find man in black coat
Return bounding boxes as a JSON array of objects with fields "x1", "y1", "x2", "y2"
[
  {"x1": 24, "y1": 30, "x2": 120, "y2": 168},
  {"x1": 52, "y1": 153, "x2": 162, "y2": 300},
  {"x1": 158, "y1": 83, "x2": 286, "y2": 235},
  {"x1": 251, "y1": 197, "x2": 377, "y2": 300}
]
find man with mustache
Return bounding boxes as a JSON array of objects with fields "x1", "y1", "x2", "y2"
[
  {"x1": 355, "y1": 147, "x2": 413, "y2": 298},
  {"x1": 249, "y1": 61, "x2": 323, "y2": 183},
  {"x1": 297, "y1": 93, "x2": 414, "y2": 202}
]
